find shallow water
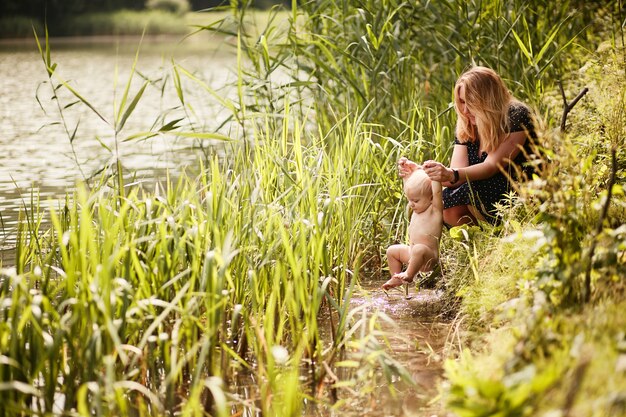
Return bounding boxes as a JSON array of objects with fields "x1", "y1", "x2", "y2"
[
  {"x1": 226, "y1": 280, "x2": 451, "y2": 417},
  {"x1": 336, "y1": 281, "x2": 450, "y2": 417}
]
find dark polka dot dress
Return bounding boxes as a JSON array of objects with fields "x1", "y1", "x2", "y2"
[{"x1": 442, "y1": 104, "x2": 537, "y2": 224}]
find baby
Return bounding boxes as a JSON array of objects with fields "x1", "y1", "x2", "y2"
[{"x1": 382, "y1": 157, "x2": 443, "y2": 291}]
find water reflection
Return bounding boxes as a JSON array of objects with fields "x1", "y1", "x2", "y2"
[
  {"x1": 344, "y1": 281, "x2": 448, "y2": 416},
  {"x1": 0, "y1": 35, "x2": 237, "y2": 251},
  {"x1": 225, "y1": 280, "x2": 449, "y2": 417}
]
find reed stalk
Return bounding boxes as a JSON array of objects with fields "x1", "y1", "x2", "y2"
[{"x1": 1, "y1": 0, "x2": 615, "y2": 415}]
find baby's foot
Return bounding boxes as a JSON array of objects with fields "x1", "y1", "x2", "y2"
[
  {"x1": 382, "y1": 275, "x2": 405, "y2": 290},
  {"x1": 393, "y1": 271, "x2": 413, "y2": 284}
]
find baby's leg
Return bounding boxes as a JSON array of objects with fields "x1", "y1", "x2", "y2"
[
  {"x1": 386, "y1": 244, "x2": 410, "y2": 275},
  {"x1": 402, "y1": 244, "x2": 438, "y2": 283},
  {"x1": 383, "y1": 244, "x2": 410, "y2": 290}
]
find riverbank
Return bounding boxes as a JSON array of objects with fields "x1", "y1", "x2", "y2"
[
  {"x1": 440, "y1": 47, "x2": 626, "y2": 416},
  {"x1": 0, "y1": 9, "x2": 288, "y2": 39}
]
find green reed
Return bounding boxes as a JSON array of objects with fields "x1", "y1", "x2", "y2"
[
  {"x1": 3, "y1": 1, "x2": 619, "y2": 415},
  {"x1": 288, "y1": 0, "x2": 607, "y2": 142},
  {"x1": 0, "y1": 97, "x2": 410, "y2": 414}
]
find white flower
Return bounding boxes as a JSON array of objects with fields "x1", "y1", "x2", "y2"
[{"x1": 271, "y1": 345, "x2": 289, "y2": 365}]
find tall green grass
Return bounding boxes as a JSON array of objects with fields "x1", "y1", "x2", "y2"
[
  {"x1": 1, "y1": 82, "x2": 409, "y2": 414},
  {"x1": 2, "y1": 0, "x2": 623, "y2": 415},
  {"x1": 4, "y1": 7, "x2": 415, "y2": 413},
  {"x1": 279, "y1": 0, "x2": 608, "y2": 145}
]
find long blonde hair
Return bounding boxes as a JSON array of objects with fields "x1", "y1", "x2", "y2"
[{"x1": 454, "y1": 66, "x2": 518, "y2": 152}]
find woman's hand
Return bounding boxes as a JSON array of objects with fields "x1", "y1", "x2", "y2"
[
  {"x1": 397, "y1": 157, "x2": 420, "y2": 178},
  {"x1": 423, "y1": 160, "x2": 454, "y2": 183}
]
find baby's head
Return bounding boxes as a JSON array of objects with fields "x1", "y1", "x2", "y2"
[{"x1": 404, "y1": 168, "x2": 432, "y2": 213}]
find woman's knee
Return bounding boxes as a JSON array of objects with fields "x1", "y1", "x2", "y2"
[
  {"x1": 443, "y1": 205, "x2": 467, "y2": 225},
  {"x1": 467, "y1": 205, "x2": 486, "y2": 222},
  {"x1": 443, "y1": 205, "x2": 475, "y2": 226}
]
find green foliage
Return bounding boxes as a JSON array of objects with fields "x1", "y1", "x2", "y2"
[
  {"x1": 287, "y1": 0, "x2": 608, "y2": 152},
  {"x1": 445, "y1": 294, "x2": 626, "y2": 417},
  {"x1": 2, "y1": 56, "x2": 408, "y2": 413},
  {"x1": 0, "y1": 134, "x2": 406, "y2": 413},
  {"x1": 146, "y1": 0, "x2": 191, "y2": 15},
  {"x1": 0, "y1": 16, "x2": 42, "y2": 38},
  {"x1": 519, "y1": 48, "x2": 626, "y2": 306},
  {"x1": 59, "y1": 9, "x2": 189, "y2": 36},
  {"x1": 5, "y1": 0, "x2": 626, "y2": 415},
  {"x1": 445, "y1": 349, "x2": 567, "y2": 417}
]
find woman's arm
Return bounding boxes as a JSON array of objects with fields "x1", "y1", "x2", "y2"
[
  {"x1": 450, "y1": 144, "x2": 469, "y2": 169},
  {"x1": 444, "y1": 144, "x2": 469, "y2": 187},
  {"x1": 422, "y1": 144, "x2": 469, "y2": 188},
  {"x1": 460, "y1": 131, "x2": 527, "y2": 181},
  {"x1": 424, "y1": 131, "x2": 528, "y2": 184}
]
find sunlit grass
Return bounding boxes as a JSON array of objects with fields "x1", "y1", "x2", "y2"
[
  {"x1": 0, "y1": 101, "x2": 413, "y2": 413},
  {"x1": 2, "y1": 0, "x2": 624, "y2": 415}
]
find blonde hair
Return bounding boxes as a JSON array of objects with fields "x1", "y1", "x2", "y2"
[
  {"x1": 404, "y1": 169, "x2": 432, "y2": 198},
  {"x1": 454, "y1": 66, "x2": 520, "y2": 152}
]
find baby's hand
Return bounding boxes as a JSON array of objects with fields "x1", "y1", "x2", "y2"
[{"x1": 397, "y1": 157, "x2": 420, "y2": 178}]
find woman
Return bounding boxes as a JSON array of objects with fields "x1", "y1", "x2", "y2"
[{"x1": 401, "y1": 66, "x2": 538, "y2": 226}]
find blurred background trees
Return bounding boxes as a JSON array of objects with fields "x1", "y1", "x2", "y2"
[{"x1": 0, "y1": 0, "x2": 291, "y2": 38}]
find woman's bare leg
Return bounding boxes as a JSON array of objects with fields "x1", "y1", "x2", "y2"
[
  {"x1": 467, "y1": 205, "x2": 486, "y2": 222},
  {"x1": 443, "y1": 205, "x2": 480, "y2": 226}
]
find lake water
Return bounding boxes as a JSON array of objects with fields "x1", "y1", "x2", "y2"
[{"x1": 0, "y1": 35, "x2": 237, "y2": 252}]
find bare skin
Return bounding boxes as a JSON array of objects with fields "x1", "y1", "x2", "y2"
[
  {"x1": 382, "y1": 159, "x2": 443, "y2": 290},
  {"x1": 399, "y1": 85, "x2": 529, "y2": 226}
]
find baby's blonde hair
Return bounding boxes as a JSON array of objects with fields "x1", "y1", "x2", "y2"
[
  {"x1": 404, "y1": 169, "x2": 432, "y2": 199},
  {"x1": 454, "y1": 66, "x2": 520, "y2": 152}
]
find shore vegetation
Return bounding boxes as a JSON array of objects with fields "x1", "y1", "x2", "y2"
[{"x1": 1, "y1": 0, "x2": 625, "y2": 415}]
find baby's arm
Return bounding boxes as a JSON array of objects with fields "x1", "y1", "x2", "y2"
[{"x1": 431, "y1": 180, "x2": 443, "y2": 212}]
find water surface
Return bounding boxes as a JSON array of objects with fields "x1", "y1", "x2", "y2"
[
  {"x1": 341, "y1": 281, "x2": 449, "y2": 416},
  {"x1": 227, "y1": 280, "x2": 450, "y2": 417},
  {"x1": 1, "y1": 35, "x2": 236, "y2": 252}
]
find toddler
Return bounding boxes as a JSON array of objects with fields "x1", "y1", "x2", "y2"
[{"x1": 382, "y1": 158, "x2": 443, "y2": 290}]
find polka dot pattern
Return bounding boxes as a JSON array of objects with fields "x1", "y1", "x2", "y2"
[{"x1": 442, "y1": 104, "x2": 536, "y2": 224}]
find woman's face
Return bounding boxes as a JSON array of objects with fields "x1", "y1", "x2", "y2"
[{"x1": 458, "y1": 84, "x2": 476, "y2": 125}]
